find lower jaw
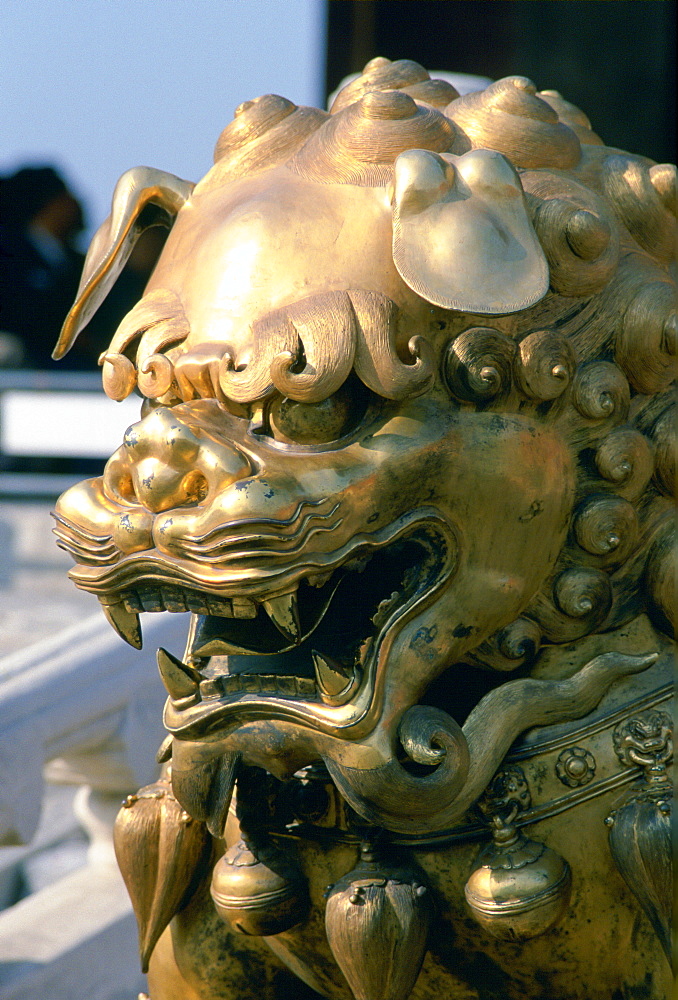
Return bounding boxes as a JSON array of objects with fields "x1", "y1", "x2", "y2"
[{"x1": 162, "y1": 659, "x2": 376, "y2": 744}]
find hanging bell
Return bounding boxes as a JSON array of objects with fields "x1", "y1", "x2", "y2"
[
  {"x1": 464, "y1": 810, "x2": 571, "y2": 941},
  {"x1": 210, "y1": 838, "x2": 309, "y2": 936},
  {"x1": 325, "y1": 841, "x2": 432, "y2": 1000},
  {"x1": 113, "y1": 773, "x2": 210, "y2": 972},
  {"x1": 606, "y1": 709, "x2": 673, "y2": 961}
]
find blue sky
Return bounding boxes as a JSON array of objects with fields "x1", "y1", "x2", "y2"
[{"x1": 2, "y1": 0, "x2": 327, "y2": 240}]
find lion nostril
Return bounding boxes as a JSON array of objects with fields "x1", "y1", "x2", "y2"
[
  {"x1": 129, "y1": 460, "x2": 212, "y2": 513},
  {"x1": 117, "y1": 473, "x2": 137, "y2": 503},
  {"x1": 181, "y1": 470, "x2": 209, "y2": 504}
]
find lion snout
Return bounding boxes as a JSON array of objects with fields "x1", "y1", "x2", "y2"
[{"x1": 104, "y1": 405, "x2": 253, "y2": 515}]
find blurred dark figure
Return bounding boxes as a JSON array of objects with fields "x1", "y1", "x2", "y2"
[
  {"x1": 0, "y1": 165, "x2": 166, "y2": 372},
  {"x1": 0, "y1": 166, "x2": 86, "y2": 369}
]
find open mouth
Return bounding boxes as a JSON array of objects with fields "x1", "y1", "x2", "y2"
[
  {"x1": 56, "y1": 510, "x2": 456, "y2": 737},
  {"x1": 188, "y1": 534, "x2": 426, "y2": 706}
]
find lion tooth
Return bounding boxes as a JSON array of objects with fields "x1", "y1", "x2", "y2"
[
  {"x1": 232, "y1": 597, "x2": 257, "y2": 619},
  {"x1": 100, "y1": 600, "x2": 142, "y2": 649},
  {"x1": 139, "y1": 588, "x2": 164, "y2": 613},
  {"x1": 161, "y1": 587, "x2": 187, "y2": 613},
  {"x1": 156, "y1": 735, "x2": 173, "y2": 764},
  {"x1": 206, "y1": 597, "x2": 233, "y2": 617},
  {"x1": 276, "y1": 675, "x2": 298, "y2": 697},
  {"x1": 262, "y1": 591, "x2": 300, "y2": 643},
  {"x1": 297, "y1": 676, "x2": 317, "y2": 697},
  {"x1": 184, "y1": 613, "x2": 200, "y2": 660},
  {"x1": 157, "y1": 647, "x2": 202, "y2": 700},
  {"x1": 186, "y1": 595, "x2": 209, "y2": 614},
  {"x1": 371, "y1": 590, "x2": 400, "y2": 628},
  {"x1": 123, "y1": 591, "x2": 143, "y2": 613},
  {"x1": 313, "y1": 650, "x2": 352, "y2": 700},
  {"x1": 307, "y1": 570, "x2": 332, "y2": 588},
  {"x1": 199, "y1": 677, "x2": 222, "y2": 699},
  {"x1": 193, "y1": 637, "x2": 259, "y2": 657}
]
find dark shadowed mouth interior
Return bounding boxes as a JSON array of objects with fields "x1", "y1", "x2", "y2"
[{"x1": 110, "y1": 525, "x2": 451, "y2": 709}]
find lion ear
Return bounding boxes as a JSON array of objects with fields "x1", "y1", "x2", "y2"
[
  {"x1": 391, "y1": 148, "x2": 549, "y2": 315},
  {"x1": 52, "y1": 167, "x2": 194, "y2": 359}
]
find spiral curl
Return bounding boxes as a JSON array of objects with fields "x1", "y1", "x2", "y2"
[
  {"x1": 324, "y1": 705, "x2": 470, "y2": 834},
  {"x1": 99, "y1": 353, "x2": 136, "y2": 402},
  {"x1": 537, "y1": 90, "x2": 603, "y2": 146},
  {"x1": 470, "y1": 617, "x2": 542, "y2": 672},
  {"x1": 649, "y1": 163, "x2": 677, "y2": 217},
  {"x1": 526, "y1": 567, "x2": 613, "y2": 643},
  {"x1": 602, "y1": 155, "x2": 676, "y2": 265},
  {"x1": 617, "y1": 283, "x2": 677, "y2": 395},
  {"x1": 573, "y1": 495, "x2": 639, "y2": 566},
  {"x1": 291, "y1": 89, "x2": 457, "y2": 187},
  {"x1": 570, "y1": 362, "x2": 630, "y2": 422},
  {"x1": 514, "y1": 329, "x2": 575, "y2": 401},
  {"x1": 442, "y1": 327, "x2": 516, "y2": 404},
  {"x1": 647, "y1": 403, "x2": 676, "y2": 499},
  {"x1": 554, "y1": 567, "x2": 613, "y2": 621},
  {"x1": 530, "y1": 196, "x2": 619, "y2": 298},
  {"x1": 594, "y1": 429, "x2": 654, "y2": 502},
  {"x1": 645, "y1": 521, "x2": 676, "y2": 632},
  {"x1": 445, "y1": 76, "x2": 581, "y2": 170},
  {"x1": 137, "y1": 354, "x2": 175, "y2": 399},
  {"x1": 208, "y1": 95, "x2": 327, "y2": 189}
]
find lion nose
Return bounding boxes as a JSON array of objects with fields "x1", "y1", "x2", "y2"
[{"x1": 105, "y1": 406, "x2": 252, "y2": 513}]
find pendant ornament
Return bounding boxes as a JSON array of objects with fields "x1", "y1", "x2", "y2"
[
  {"x1": 465, "y1": 765, "x2": 572, "y2": 940},
  {"x1": 113, "y1": 774, "x2": 210, "y2": 972},
  {"x1": 606, "y1": 710, "x2": 672, "y2": 961},
  {"x1": 324, "y1": 840, "x2": 433, "y2": 1000}
]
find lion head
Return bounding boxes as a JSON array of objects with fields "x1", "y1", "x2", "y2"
[{"x1": 53, "y1": 59, "x2": 675, "y2": 836}]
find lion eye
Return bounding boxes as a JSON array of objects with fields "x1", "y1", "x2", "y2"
[{"x1": 267, "y1": 379, "x2": 370, "y2": 445}]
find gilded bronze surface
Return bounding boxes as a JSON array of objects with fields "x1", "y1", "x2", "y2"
[{"x1": 53, "y1": 59, "x2": 674, "y2": 999}]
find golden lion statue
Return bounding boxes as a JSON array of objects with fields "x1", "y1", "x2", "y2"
[{"x1": 53, "y1": 59, "x2": 674, "y2": 999}]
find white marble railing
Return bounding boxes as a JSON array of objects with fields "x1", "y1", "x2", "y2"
[
  {"x1": 0, "y1": 610, "x2": 187, "y2": 1000},
  {"x1": 0, "y1": 371, "x2": 140, "y2": 499}
]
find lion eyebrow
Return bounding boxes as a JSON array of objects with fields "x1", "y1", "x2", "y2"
[
  {"x1": 106, "y1": 288, "x2": 188, "y2": 359},
  {"x1": 98, "y1": 288, "x2": 190, "y2": 401},
  {"x1": 98, "y1": 286, "x2": 436, "y2": 406},
  {"x1": 216, "y1": 288, "x2": 433, "y2": 405}
]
